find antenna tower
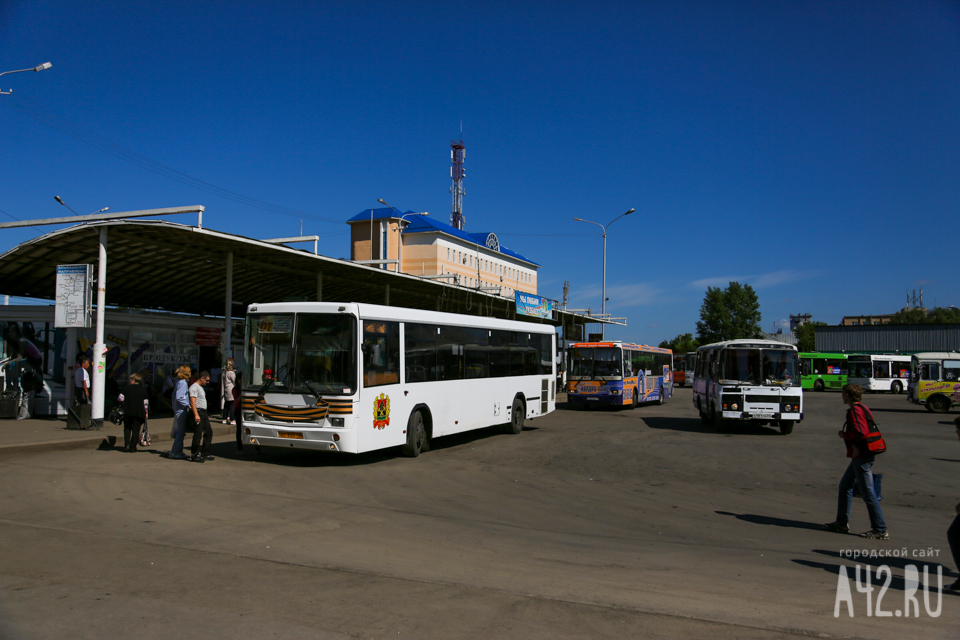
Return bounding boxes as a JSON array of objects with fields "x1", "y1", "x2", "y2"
[{"x1": 450, "y1": 139, "x2": 465, "y2": 230}]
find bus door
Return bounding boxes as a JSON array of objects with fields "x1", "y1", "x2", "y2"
[
  {"x1": 359, "y1": 320, "x2": 406, "y2": 452},
  {"x1": 623, "y1": 349, "x2": 638, "y2": 403}
]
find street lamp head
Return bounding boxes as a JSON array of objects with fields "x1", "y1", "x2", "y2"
[
  {"x1": 377, "y1": 198, "x2": 388, "y2": 206},
  {"x1": 54, "y1": 196, "x2": 65, "y2": 206},
  {"x1": 625, "y1": 208, "x2": 635, "y2": 215},
  {"x1": 34, "y1": 62, "x2": 52, "y2": 72},
  {"x1": 573, "y1": 217, "x2": 584, "y2": 221}
]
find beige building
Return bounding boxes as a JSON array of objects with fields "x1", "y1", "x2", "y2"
[
  {"x1": 348, "y1": 208, "x2": 539, "y2": 298},
  {"x1": 842, "y1": 314, "x2": 893, "y2": 326}
]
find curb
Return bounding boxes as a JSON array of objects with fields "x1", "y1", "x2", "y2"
[{"x1": 0, "y1": 423, "x2": 236, "y2": 457}]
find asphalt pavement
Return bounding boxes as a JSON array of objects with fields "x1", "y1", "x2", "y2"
[{"x1": 0, "y1": 387, "x2": 957, "y2": 639}]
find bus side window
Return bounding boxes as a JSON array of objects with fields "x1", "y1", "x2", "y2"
[
  {"x1": 944, "y1": 361, "x2": 960, "y2": 382},
  {"x1": 363, "y1": 321, "x2": 400, "y2": 388},
  {"x1": 921, "y1": 363, "x2": 940, "y2": 381}
]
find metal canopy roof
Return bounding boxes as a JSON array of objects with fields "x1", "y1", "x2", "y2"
[{"x1": 0, "y1": 219, "x2": 607, "y2": 331}]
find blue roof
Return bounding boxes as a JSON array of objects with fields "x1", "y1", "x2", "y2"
[{"x1": 347, "y1": 208, "x2": 540, "y2": 267}]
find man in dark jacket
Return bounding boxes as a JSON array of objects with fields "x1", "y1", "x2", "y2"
[
  {"x1": 121, "y1": 373, "x2": 149, "y2": 453},
  {"x1": 824, "y1": 384, "x2": 889, "y2": 539}
]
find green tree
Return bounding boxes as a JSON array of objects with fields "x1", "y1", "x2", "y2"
[
  {"x1": 889, "y1": 306, "x2": 960, "y2": 324},
  {"x1": 695, "y1": 281, "x2": 762, "y2": 344},
  {"x1": 794, "y1": 321, "x2": 827, "y2": 352},
  {"x1": 658, "y1": 333, "x2": 700, "y2": 354}
]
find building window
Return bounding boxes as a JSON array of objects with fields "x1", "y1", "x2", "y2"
[{"x1": 447, "y1": 248, "x2": 450, "y2": 261}]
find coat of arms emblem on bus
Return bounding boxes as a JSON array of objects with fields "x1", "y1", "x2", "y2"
[{"x1": 373, "y1": 393, "x2": 390, "y2": 429}]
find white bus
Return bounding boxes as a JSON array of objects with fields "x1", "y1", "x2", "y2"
[
  {"x1": 692, "y1": 339, "x2": 802, "y2": 435},
  {"x1": 847, "y1": 354, "x2": 911, "y2": 394},
  {"x1": 240, "y1": 302, "x2": 556, "y2": 457}
]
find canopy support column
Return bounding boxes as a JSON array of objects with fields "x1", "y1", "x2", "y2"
[
  {"x1": 91, "y1": 227, "x2": 108, "y2": 428},
  {"x1": 223, "y1": 251, "x2": 233, "y2": 359}
]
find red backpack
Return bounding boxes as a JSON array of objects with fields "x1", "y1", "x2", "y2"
[{"x1": 850, "y1": 404, "x2": 887, "y2": 455}]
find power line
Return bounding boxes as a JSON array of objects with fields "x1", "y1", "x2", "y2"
[{"x1": 3, "y1": 93, "x2": 344, "y2": 225}]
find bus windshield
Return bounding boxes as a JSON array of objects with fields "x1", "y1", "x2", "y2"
[
  {"x1": 719, "y1": 348, "x2": 798, "y2": 386},
  {"x1": 244, "y1": 313, "x2": 357, "y2": 395},
  {"x1": 568, "y1": 347, "x2": 622, "y2": 379}
]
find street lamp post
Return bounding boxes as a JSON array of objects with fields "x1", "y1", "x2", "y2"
[
  {"x1": 574, "y1": 208, "x2": 635, "y2": 339},
  {"x1": 0, "y1": 62, "x2": 52, "y2": 95},
  {"x1": 378, "y1": 198, "x2": 427, "y2": 273}
]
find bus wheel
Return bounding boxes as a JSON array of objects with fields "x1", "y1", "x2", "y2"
[
  {"x1": 891, "y1": 381, "x2": 902, "y2": 394},
  {"x1": 403, "y1": 410, "x2": 426, "y2": 457},
  {"x1": 814, "y1": 379, "x2": 825, "y2": 392},
  {"x1": 928, "y1": 395, "x2": 951, "y2": 414},
  {"x1": 779, "y1": 420, "x2": 794, "y2": 435},
  {"x1": 505, "y1": 397, "x2": 525, "y2": 434},
  {"x1": 657, "y1": 387, "x2": 665, "y2": 405},
  {"x1": 711, "y1": 406, "x2": 726, "y2": 432},
  {"x1": 630, "y1": 389, "x2": 638, "y2": 410}
]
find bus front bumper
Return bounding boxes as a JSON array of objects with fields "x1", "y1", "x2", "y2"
[
  {"x1": 568, "y1": 394, "x2": 622, "y2": 406},
  {"x1": 244, "y1": 424, "x2": 354, "y2": 452},
  {"x1": 721, "y1": 411, "x2": 802, "y2": 422}
]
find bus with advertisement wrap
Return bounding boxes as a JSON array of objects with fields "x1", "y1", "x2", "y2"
[
  {"x1": 240, "y1": 302, "x2": 556, "y2": 457},
  {"x1": 566, "y1": 342, "x2": 673, "y2": 408},
  {"x1": 907, "y1": 352, "x2": 960, "y2": 413},
  {"x1": 692, "y1": 339, "x2": 802, "y2": 435}
]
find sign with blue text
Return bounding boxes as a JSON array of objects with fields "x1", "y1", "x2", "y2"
[{"x1": 515, "y1": 292, "x2": 553, "y2": 319}]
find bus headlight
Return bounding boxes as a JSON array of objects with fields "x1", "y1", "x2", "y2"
[
  {"x1": 329, "y1": 417, "x2": 345, "y2": 427},
  {"x1": 243, "y1": 412, "x2": 256, "y2": 421},
  {"x1": 611, "y1": 389, "x2": 621, "y2": 395}
]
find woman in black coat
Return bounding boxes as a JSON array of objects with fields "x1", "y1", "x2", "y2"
[{"x1": 122, "y1": 373, "x2": 149, "y2": 452}]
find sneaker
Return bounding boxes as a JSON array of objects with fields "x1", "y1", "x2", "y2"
[
  {"x1": 859, "y1": 529, "x2": 889, "y2": 540},
  {"x1": 169, "y1": 452, "x2": 189, "y2": 460},
  {"x1": 204, "y1": 455, "x2": 215, "y2": 461},
  {"x1": 824, "y1": 521, "x2": 849, "y2": 534}
]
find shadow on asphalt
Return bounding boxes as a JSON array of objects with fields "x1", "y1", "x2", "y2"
[
  {"x1": 792, "y1": 556, "x2": 956, "y2": 594},
  {"x1": 643, "y1": 417, "x2": 782, "y2": 436},
  {"x1": 143, "y1": 423, "x2": 540, "y2": 467},
  {"x1": 715, "y1": 511, "x2": 825, "y2": 531},
  {"x1": 932, "y1": 458, "x2": 960, "y2": 463}
]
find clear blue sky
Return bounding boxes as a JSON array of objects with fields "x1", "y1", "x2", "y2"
[{"x1": 2, "y1": 1, "x2": 958, "y2": 345}]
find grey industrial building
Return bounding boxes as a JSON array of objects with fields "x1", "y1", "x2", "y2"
[{"x1": 815, "y1": 324, "x2": 960, "y2": 353}]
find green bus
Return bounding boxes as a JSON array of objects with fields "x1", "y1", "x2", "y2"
[{"x1": 799, "y1": 352, "x2": 850, "y2": 391}]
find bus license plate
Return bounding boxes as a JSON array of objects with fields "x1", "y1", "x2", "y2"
[
  {"x1": 578, "y1": 384, "x2": 598, "y2": 393},
  {"x1": 752, "y1": 412, "x2": 774, "y2": 419},
  {"x1": 278, "y1": 431, "x2": 303, "y2": 439}
]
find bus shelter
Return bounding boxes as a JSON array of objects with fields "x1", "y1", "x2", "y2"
[{"x1": 0, "y1": 215, "x2": 616, "y2": 420}]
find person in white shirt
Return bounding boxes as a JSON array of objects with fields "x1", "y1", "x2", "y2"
[
  {"x1": 74, "y1": 357, "x2": 91, "y2": 405},
  {"x1": 189, "y1": 371, "x2": 213, "y2": 463}
]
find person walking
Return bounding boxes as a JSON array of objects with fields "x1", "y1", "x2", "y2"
[
  {"x1": 74, "y1": 356, "x2": 90, "y2": 405},
  {"x1": 189, "y1": 371, "x2": 214, "y2": 463},
  {"x1": 825, "y1": 383, "x2": 889, "y2": 539},
  {"x1": 948, "y1": 416, "x2": 960, "y2": 591},
  {"x1": 168, "y1": 365, "x2": 192, "y2": 460},
  {"x1": 121, "y1": 373, "x2": 149, "y2": 453},
  {"x1": 221, "y1": 358, "x2": 236, "y2": 425}
]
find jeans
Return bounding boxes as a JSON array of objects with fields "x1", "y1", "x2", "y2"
[
  {"x1": 170, "y1": 410, "x2": 188, "y2": 456},
  {"x1": 948, "y1": 515, "x2": 960, "y2": 575},
  {"x1": 836, "y1": 457, "x2": 887, "y2": 532}
]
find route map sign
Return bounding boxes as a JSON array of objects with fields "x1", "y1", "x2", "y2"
[{"x1": 55, "y1": 264, "x2": 93, "y2": 328}]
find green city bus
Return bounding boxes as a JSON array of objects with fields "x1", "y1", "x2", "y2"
[{"x1": 799, "y1": 352, "x2": 850, "y2": 391}]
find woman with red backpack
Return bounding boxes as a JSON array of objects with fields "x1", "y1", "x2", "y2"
[{"x1": 824, "y1": 384, "x2": 889, "y2": 540}]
